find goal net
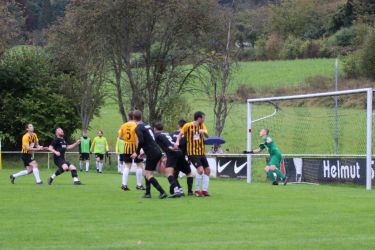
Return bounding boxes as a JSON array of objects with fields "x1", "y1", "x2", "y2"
[{"x1": 246, "y1": 88, "x2": 374, "y2": 190}]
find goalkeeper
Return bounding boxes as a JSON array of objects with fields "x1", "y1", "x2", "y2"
[{"x1": 247, "y1": 128, "x2": 288, "y2": 185}]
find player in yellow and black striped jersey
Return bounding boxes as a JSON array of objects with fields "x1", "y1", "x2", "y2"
[
  {"x1": 117, "y1": 111, "x2": 145, "y2": 191},
  {"x1": 10, "y1": 123, "x2": 44, "y2": 184},
  {"x1": 175, "y1": 111, "x2": 211, "y2": 197}
]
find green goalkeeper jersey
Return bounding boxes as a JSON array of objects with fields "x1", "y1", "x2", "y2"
[
  {"x1": 80, "y1": 136, "x2": 91, "y2": 153},
  {"x1": 259, "y1": 135, "x2": 281, "y2": 156}
]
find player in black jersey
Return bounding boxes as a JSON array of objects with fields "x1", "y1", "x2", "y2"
[
  {"x1": 46, "y1": 128, "x2": 82, "y2": 185},
  {"x1": 154, "y1": 122, "x2": 185, "y2": 198},
  {"x1": 132, "y1": 110, "x2": 167, "y2": 199},
  {"x1": 170, "y1": 120, "x2": 194, "y2": 196}
]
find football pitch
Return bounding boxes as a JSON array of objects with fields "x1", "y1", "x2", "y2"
[{"x1": 1, "y1": 169, "x2": 375, "y2": 249}]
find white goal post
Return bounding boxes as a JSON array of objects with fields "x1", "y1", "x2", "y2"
[{"x1": 246, "y1": 88, "x2": 373, "y2": 190}]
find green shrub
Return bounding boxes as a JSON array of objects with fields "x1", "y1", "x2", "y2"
[
  {"x1": 279, "y1": 36, "x2": 304, "y2": 59},
  {"x1": 361, "y1": 32, "x2": 375, "y2": 80},
  {"x1": 343, "y1": 52, "x2": 362, "y2": 79},
  {"x1": 255, "y1": 37, "x2": 267, "y2": 60}
]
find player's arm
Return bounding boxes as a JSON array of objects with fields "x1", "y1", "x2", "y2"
[
  {"x1": 135, "y1": 126, "x2": 144, "y2": 156},
  {"x1": 175, "y1": 124, "x2": 188, "y2": 148},
  {"x1": 67, "y1": 139, "x2": 80, "y2": 149},
  {"x1": 243, "y1": 144, "x2": 265, "y2": 154},
  {"x1": 23, "y1": 135, "x2": 43, "y2": 151},
  {"x1": 115, "y1": 138, "x2": 119, "y2": 154},
  {"x1": 105, "y1": 139, "x2": 109, "y2": 152},
  {"x1": 199, "y1": 124, "x2": 209, "y2": 138},
  {"x1": 47, "y1": 143, "x2": 60, "y2": 156},
  {"x1": 90, "y1": 138, "x2": 96, "y2": 153}
]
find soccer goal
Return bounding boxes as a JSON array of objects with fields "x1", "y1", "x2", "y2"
[{"x1": 246, "y1": 88, "x2": 374, "y2": 190}]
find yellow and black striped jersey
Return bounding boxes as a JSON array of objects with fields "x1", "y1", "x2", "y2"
[
  {"x1": 118, "y1": 121, "x2": 137, "y2": 154},
  {"x1": 180, "y1": 122, "x2": 207, "y2": 156},
  {"x1": 21, "y1": 132, "x2": 39, "y2": 154}
]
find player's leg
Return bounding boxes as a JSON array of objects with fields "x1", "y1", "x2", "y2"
[
  {"x1": 164, "y1": 154, "x2": 181, "y2": 197},
  {"x1": 48, "y1": 160, "x2": 66, "y2": 185},
  {"x1": 269, "y1": 154, "x2": 288, "y2": 185},
  {"x1": 79, "y1": 154, "x2": 83, "y2": 171},
  {"x1": 135, "y1": 162, "x2": 145, "y2": 190},
  {"x1": 201, "y1": 157, "x2": 211, "y2": 196},
  {"x1": 264, "y1": 165, "x2": 278, "y2": 185},
  {"x1": 10, "y1": 155, "x2": 33, "y2": 183},
  {"x1": 29, "y1": 160, "x2": 43, "y2": 184},
  {"x1": 97, "y1": 154, "x2": 103, "y2": 173},
  {"x1": 143, "y1": 156, "x2": 167, "y2": 199},
  {"x1": 195, "y1": 166, "x2": 204, "y2": 197},
  {"x1": 177, "y1": 155, "x2": 193, "y2": 195},
  {"x1": 121, "y1": 162, "x2": 132, "y2": 191},
  {"x1": 95, "y1": 154, "x2": 100, "y2": 172},
  {"x1": 68, "y1": 163, "x2": 81, "y2": 185}
]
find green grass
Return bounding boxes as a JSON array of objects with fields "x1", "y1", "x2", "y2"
[
  {"x1": 231, "y1": 58, "x2": 339, "y2": 90},
  {"x1": 1, "y1": 168, "x2": 375, "y2": 249}
]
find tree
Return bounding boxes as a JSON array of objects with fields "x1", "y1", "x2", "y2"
[
  {"x1": 48, "y1": 2, "x2": 108, "y2": 130},
  {"x1": 62, "y1": 0, "x2": 221, "y2": 125},
  {"x1": 206, "y1": 0, "x2": 237, "y2": 136},
  {"x1": 0, "y1": 1, "x2": 23, "y2": 55},
  {"x1": 0, "y1": 46, "x2": 81, "y2": 150}
]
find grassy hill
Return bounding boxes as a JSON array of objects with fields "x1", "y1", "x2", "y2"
[{"x1": 87, "y1": 58, "x2": 363, "y2": 154}]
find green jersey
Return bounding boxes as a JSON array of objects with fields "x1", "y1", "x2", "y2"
[
  {"x1": 259, "y1": 135, "x2": 281, "y2": 156},
  {"x1": 80, "y1": 136, "x2": 91, "y2": 153},
  {"x1": 91, "y1": 136, "x2": 109, "y2": 154},
  {"x1": 116, "y1": 138, "x2": 125, "y2": 154}
]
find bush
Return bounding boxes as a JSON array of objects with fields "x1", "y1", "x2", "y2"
[
  {"x1": 343, "y1": 53, "x2": 362, "y2": 79},
  {"x1": 361, "y1": 32, "x2": 375, "y2": 80},
  {"x1": 237, "y1": 47, "x2": 257, "y2": 61},
  {"x1": 0, "y1": 46, "x2": 81, "y2": 150},
  {"x1": 279, "y1": 36, "x2": 304, "y2": 59},
  {"x1": 327, "y1": 26, "x2": 358, "y2": 47},
  {"x1": 255, "y1": 37, "x2": 267, "y2": 60},
  {"x1": 265, "y1": 33, "x2": 284, "y2": 60},
  {"x1": 301, "y1": 40, "x2": 321, "y2": 58}
]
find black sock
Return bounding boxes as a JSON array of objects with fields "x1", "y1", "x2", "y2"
[
  {"x1": 175, "y1": 178, "x2": 181, "y2": 189},
  {"x1": 169, "y1": 185, "x2": 174, "y2": 195},
  {"x1": 167, "y1": 176, "x2": 177, "y2": 193},
  {"x1": 54, "y1": 168, "x2": 64, "y2": 177},
  {"x1": 187, "y1": 177, "x2": 193, "y2": 193},
  {"x1": 144, "y1": 177, "x2": 151, "y2": 194},
  {"x1": 71, "y1": 169, "x2": 78, "y2": 178},
  {"x1": 149, "y1": 177, "x2": 165, "y2": 194}
]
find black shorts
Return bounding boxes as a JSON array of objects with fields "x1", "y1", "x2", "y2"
[
  {"x1": 123, "y1": 154, "x2": 143, "y2": 164},
  {"x1": 188, "y1": 155, "x2": 209, "y2": 169},
  {"x1": 165, "y1": 152, "x2": 181, "y2": 169},
  {"x1": 21, "y1": 154, "x2": 34, "y2": 167},
  {"x1": 79, "y1": 153, "x2": 90, "y2": 161},
  {"x1": 95, "y1": 153, "x2": 104, "y2": 160},
  {"x1": 145, "y1": 153, "x2": 163, "y2": 171},
  {"x1": 119, "y1": 154, "x2": 124, "y2": 162},
  {"x1": 54, "y1": 158, "x2": 71, "y2": 169},
  {"x1": 176, "y1": 155, "x2": 191, "y2": 175}
]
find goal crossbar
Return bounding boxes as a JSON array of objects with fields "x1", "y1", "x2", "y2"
[{"x1": 246, "y1": 88, "x2": 373, "y2": 190}]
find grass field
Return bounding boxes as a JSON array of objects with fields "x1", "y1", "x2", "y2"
[{"x1": 1, "y1": 168, "x2": 375, "y2": 249}]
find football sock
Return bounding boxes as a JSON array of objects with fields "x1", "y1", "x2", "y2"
[
  {"x1": 175, "y1": 178, "x2": 182, "y2": 189},
  {"x1": 144, "y1": 177, "x2": 151, "y2": 194},
  {"x1": 79, "y1": 161, "x2": 83, "y2": 170},
  {"x1": 274, "y1": 168, "x2": 286, "y2": 179},
  {"x1": 13, "y1": 170, "x2": 29, "y2": 178},
  {"x1": 85, "y1": 161, "x2": 89, "y2": 171},
  {"x1": 32, "y1": 168, "x2": 42, "y2": 183},
  {"x1": 149, "y1": 177, "x2": 165, "y2": 194},
  {"x1": 96, "y1": 161, "x2": 99, "y2": 170},
  {"x1": 99, "y1": 162, "x2": 103, "y2": 172},
  {"x1": 51, "y1": 168, "x2": 64, "y2": 179},
  {"x1": 122, "y1": 167, "x2": 129, "y2": 186},
  {"x1": 187, "y1": 177, "x2": 193, "y2": 193},
  {"x1": 195, "y1": 174, "x2": 202, "y2": 191},
  {"x1": 167, "y1": 176, "x2": 178, "y2": 191},
  {"x1": 202, "y1": 174, "x2": 210, "y2": 191},
  {"x1": 136, "y1": 168, "x2": 143, "y2": 186},
  {"x1": 267, "y1": 171, "x2": 276, "y2": 182},
  {"x1": 71, "y1": 169, "x2": 78, "y2": 178}
]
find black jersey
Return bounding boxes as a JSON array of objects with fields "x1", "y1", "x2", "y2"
[
  {"x1": 135, "y1": 123, "x2": 162, "y2": 157},
  {"x1": 155, "y1": 132, "x2": 176, "y2": 154},
  {"x1": 170, "y1": 130, "x2": 187, "y2": 155},
  {"x1": 51, "y1": 137, "x2": 68, "y2": 161}
]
